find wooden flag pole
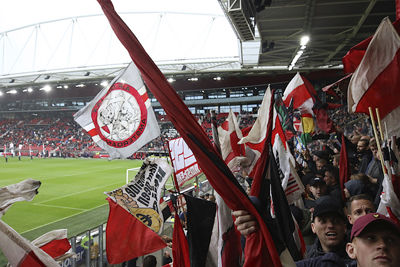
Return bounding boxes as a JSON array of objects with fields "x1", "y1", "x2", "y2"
[
  {"x1": 369, "y1": 107, "x2": 387, "y2": 175},
  {"x1": 375, "y1": 108, "x2": 385, "y2": 143}
]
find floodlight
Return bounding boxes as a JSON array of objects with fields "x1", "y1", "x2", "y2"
[{"x1": 300, "y1": 35, "x2": 310, "y2": 46}]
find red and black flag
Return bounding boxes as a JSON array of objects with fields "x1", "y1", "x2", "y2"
[{"x1": 97, "y1": 1, "x2": 282, "y2": 266}]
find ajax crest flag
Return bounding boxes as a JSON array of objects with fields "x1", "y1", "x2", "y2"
[{"x1": 74, "y1": 62, "x2": 160, "y2": 158}]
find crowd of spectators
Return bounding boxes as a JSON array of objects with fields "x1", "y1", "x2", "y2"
[
  {"x1": 0, "y1": 111, "x2": 256, "y2": 159},
  {"x1": 232, "y1": 104, "x2": 400, "y2": 266}
]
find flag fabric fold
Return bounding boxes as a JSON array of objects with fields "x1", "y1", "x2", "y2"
[
  {"x1": 271, "y1": 109, "x2": 304, "y2": 205},
  {"x1": 218, "y1": 109, "x2": 245, "y2": 174},
  {"x1": 172, "y1": 207, "x2": 190, "y2": 267},
  {"x1": 74, "y1": 62, "x2": 160, "y2": 158},
  {"x1": 282, "y1": 73, "x2": 316, "y2": 144},
  {"x1": 184, "y1": 195, "x2": 217, "y2": 267},
  {"x1": 339, "y1": 134, "x2": 351, "y2": 201},
  {"x1": 347, "y1": 17, "x2": 400, "y2": 137},
  {"x1": 0, "y1": 178, "x2": 41, "y2": 217},
  {"x1": 105, "y1": 198, "x2": 166, "y2": 264},
  {"x1": 97, "y1": 1, "x2": 282, "y2": 266},
  {"x1": 342, "y1": 19, "x2": 400, "y2": 74},
  {"x1": 168, "y1": 137, "x2": 203, "y2": 188},
  {"x1": 0, "y1": 219, "x2": 60, "y2": 267},
  {"x1": 216, "y1": 193, "x2": 242, "y2": 267},
  {"x1": 31, "y1": 229, "x2": 71, "y2": 259},
  {"x1": 282, "y1": 73, "x2": 316, "y2": 117},
  {"x1": 269, "y1": 149, "x2": 303, "y2": 261},
  {"x1": 104, "y1": 158, "x2": 172, "y2": 263},
  {"x1": 239, "y1": 86, "x2": 273, "y2": 179}
]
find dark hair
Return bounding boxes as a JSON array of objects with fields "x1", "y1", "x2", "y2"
[
  {"x1": 143, "y1": 255, "x2": 157, "y2": 267},
  {"x1": 369, "y1": 139, "x2": 377, "y2": 149},
  {"x1": 358, "y1": 139, "x2": 369, "y2": 147},
  {"x1": 345, "y1": 194, "x2": 375, "y2": 214},
  {"x1": 324, "y1": 165, "x2": 339, "y2": 179}
]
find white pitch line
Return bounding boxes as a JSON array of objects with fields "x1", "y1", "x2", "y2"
[
  {"x1": 36, "y1": 181, "x2": 123, "y2": 204},
  {"x1": 21, "y1": 203, "x2": 108, "y2": 234},
  {"x1": 39, "y1": 166, "x2": 126, "y2": 181},
  {"x1": 33, "y1": 203, "x2": 86, "y2": 211}
]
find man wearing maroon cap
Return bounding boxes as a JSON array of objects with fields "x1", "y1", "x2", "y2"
[{"x1": 346, "y1": 213, "x2": 400, "y2": 267}]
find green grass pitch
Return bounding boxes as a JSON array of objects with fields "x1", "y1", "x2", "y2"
[
  {"x1": 0, "y1": 156, "x2": 178, "y2": 265},
  {"x1": 0, "y1": 157, "x2": 176, "y2": 237}
]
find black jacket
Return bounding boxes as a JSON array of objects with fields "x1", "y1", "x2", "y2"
[
  {"x1": 305, "y1": 238, "x2": 348, "y2": 259},
  {"x1": 296, "y1": 252, "x2": 355, "y2": 267}
]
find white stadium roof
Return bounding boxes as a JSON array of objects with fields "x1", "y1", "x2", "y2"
[{"x1": 0, "y1": 0, "x2": 240, "y2": 87}]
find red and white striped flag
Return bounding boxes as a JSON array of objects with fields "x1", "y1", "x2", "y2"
[
  {"x1": 271, "y1": 109, "x2": 304, "y2": 205},
  {"x1": 31, "y1": 229, "x2": 71, "y2": 260},
  {"x1": 348, "y1": 17, "x2": 400, "y2": 138},
  {"x1": 0, "y1": 220, "x2": 59, "y2": 267},
  {"x1": 74, "y1": 62, "x2": 160, "y2": 158}
]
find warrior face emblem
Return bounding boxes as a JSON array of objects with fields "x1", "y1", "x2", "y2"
[{"x1": 92, "y1": 82, "x2": 148, "y2": 148}]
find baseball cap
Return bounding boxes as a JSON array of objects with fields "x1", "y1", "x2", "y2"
[
  {"x1": 309, "y1": 177, "x2": 326, "y2": 187},
  {"x1": 351, "y1": 213, "x2": 400, "y2": 240},
  {"x1": 312, "y1": 196, "x2": 345, "y2": 220}
]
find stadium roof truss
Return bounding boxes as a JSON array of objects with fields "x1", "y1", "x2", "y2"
[
  {"x1": 0, "y1": 0, "x2": 396, "y2": 91},
  {"x1": 0, "y1": 11, "x2": 240, "y2": 89}
]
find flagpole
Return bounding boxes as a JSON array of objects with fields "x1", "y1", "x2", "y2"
[
  {"x1": 160, "y1": 133, "x2": 178, "y2": 198},
  {"x1": 368, "y1": 107, "x2": 387, "y2": 175},
  {"x1": 375, "y1": 108, "x2": 385, "y2": 143}
]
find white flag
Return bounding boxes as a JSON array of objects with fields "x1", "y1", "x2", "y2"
[
  {"x1": 238, "y1": 86, "x2": 273, "y2": 177},
  {"x1": 74, "y1": 62, "x2": 160, "y2": 158},
  {"x1": 0, "y1": 179, "x2": 41, "y2": 218}
]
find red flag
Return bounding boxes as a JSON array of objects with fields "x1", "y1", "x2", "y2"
[
  {"x1": 172, "y1": 210, "x2": 190, "y2": 267},
  {"x1": 32, "y1": 229, "x2": 71, "y2": 259},
  {"x1": 347, "y1": 17, "x2": 400, "y2": 138},
  {"x1": 40, "y1": 239, "x2": 70, "y2": 259},
  {"x1": 105, "y1": 158, "x2": 172, "y2": 263},
  {"x1": 397, "y1": 0, "x2": 400, "y2": 20},
  {"x1": 97, "y1": 1, "x2": 282, "y2": 266},
  {"x1": 105, "y1": 198, "x2": 166, "y2": 264},
  {"x1": 314, "y1": 107, "x2": 335, "y2": 134}
]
